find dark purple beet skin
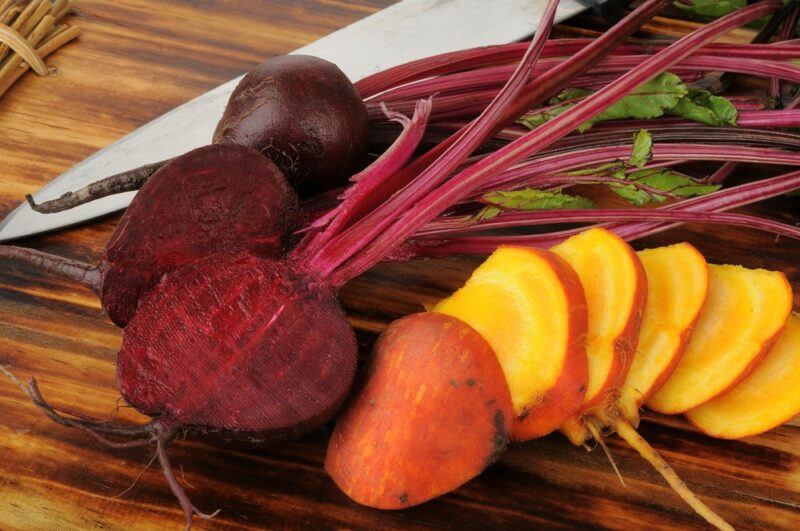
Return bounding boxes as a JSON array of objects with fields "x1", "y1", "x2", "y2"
[
  {"x1": 117, "y1": 250, "x2": 357, "y2": 438},
  {"x1": 213, "y1": 55, "x2": 370, "y2": 195},
  {"x1": 100, "y1": 144, "x2": 299, "y2": 326}
]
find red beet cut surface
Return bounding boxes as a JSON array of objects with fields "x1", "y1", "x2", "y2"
[
  {"x1": 117, "y1": 251, "x2": 358, "y2": 436},
  {"x1": 101, "y1": 144, "x2": 298, "y2": 326}
]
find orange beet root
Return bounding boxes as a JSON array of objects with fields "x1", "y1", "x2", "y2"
[
  {"x1": 326, "y1": 313, "x2": 513, "y2": 509},
  {"x1": 433, "y1": 246, "x2": 588, "y2": 440}
]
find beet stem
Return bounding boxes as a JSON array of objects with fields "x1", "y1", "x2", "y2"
[
  {"x1": 156, "y1": 436, "x2": 220, "y2": 531},
  {"x1": 333, "y1": 1, "x2": 780, "y2": 282},
  {"x1": 28, "y1": 159, "x2": 169, "y2": 213},
  {"x1": 312, "y1": 0, "x2": 563, "y2": 280},
  {"x1": 0, "y1": 245, "x2": 101, "y2": 294}
]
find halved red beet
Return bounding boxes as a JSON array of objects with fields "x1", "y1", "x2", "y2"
[
  {"x1": 214, "y1": 55, "x2": 370, "y2": 195},
  {"x1": 118, "y1": 250, "x2": 357, "y2": 438},
  {"x1": 101, "y1": 143, "x2": 299, "y2": 325},
  {"x1": 1, "y1": 143, "x2": 298, "y2": 327}
]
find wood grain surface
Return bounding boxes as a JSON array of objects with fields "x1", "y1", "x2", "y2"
[{"x1": 1, "y1": 1, "x2": 799, "y2": 530}]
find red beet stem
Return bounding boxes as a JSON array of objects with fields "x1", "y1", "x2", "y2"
[
  {"x1": 476, "y1": 143, "x2": 800, "y2": 196},
  {"x1": 27, "y1": 160, "x2": 169, "y2": 214},
  {"x1": 315, "y1": 0, "x2": 667, "y2": 265},
  {"x1": 358, "y1": 39, "x2": 800, "y2": 98},
  {"x1": 299, "y1": 98, "x2": 432, "y2": 258},
  {"x1": 372, "y1": 55, "x2": 800, "y2": 108},
  {"x1": 411, "y1": 169, "x2": 800, "y2": 254},
  {"x1": 307, "y1": 0, "x2": 562, "y2": 278},
  {"x1": 707, "y1": 162, "x2": 739, "y2": 185},
  {"x1": 0, "y1": 245, "x2": 101, "y2": 293},
  {"x1": 418, "y1": 209, "x2": 800, "y2": 240},
  {"x1": 330, "y1": 1, "x2": 780, "y2": 283}
]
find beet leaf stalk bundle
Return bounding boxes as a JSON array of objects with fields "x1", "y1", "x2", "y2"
[{"x1": 2, "y1": 0, "x2": 800, "y2": 528}]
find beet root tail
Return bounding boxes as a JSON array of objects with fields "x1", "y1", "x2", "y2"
[
  {"x1": 0, "y1": 245, "x2": 102, "y2": 294},
  {"x1": 156, "y1": 436, "x2": 220, "y2": 530},
  {"x1": 2, "y1": 364, "x2": 219, "y2": 528},
  {"x1": 586, "y1": 420, "x2": 626, "y2": 487},
  {"x1": 613, "y1": 419, "x2": 733, "y2": 531},
  {"x1": 27, "y1": 159, "x2": 169, "y2": 213}
]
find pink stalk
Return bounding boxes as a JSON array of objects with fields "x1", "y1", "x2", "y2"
[
  {"x1": 309, "y1": 0, "x2": 670, "y2": 280},
  {"x1": 707, "y1": 162, "x2": 739, "y2": 184},
  {"x1": 304, "y1": 0, "x2": 563, "y2": 277},
  {"x1": 341, "y1": 0, "x2": 669, "y2": 234},
  {"x1": 299, "y1": 98, "x2": 432, "y2": 256},
  {"x1": 412, "y1": 169, "x2": 800, "y2": 254},
  {"x1": 330, "y1": 1, "x2": 781, "y2": 284},
  {"x1": 375, "y1": 56, "x2": 800, "y2": 122},
  {"x1": 373, "y1": 55, "x2": 800, "y2": 107},
  {"x1": 477, "y1": 143, "x2": 800, "y2": 195},
  {"x1": 418, "y1": 209, "x2": 800, "y2": 240},
  {"x1": 358, "y1": 39, "x2": 800, "y2": 98},
  {"x1": 771, "y1": 4, "x2": 800, "y2": 100},
  {"x1": 590, "y1": 109, "x2": 800, "y2": 130},
  {"x1": 431, "y1": 122, "x2": 800, "y2": 149}
]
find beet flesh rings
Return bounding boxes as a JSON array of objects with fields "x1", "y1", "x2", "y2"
[
  {"x1": 101, "y1": 144, "x2": 298, "y2": 327},
  {"x1": 118, "y1": 251, "x2": 357, "y2": 437},
  {"x1": 214, "y1": 55, "x2": 370, "y2": 195}
]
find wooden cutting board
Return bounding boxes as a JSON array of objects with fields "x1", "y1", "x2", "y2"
[{"x1": 1, "y1": 1, "x2": 798, "y2": 529}]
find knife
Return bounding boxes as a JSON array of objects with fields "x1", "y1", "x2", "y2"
[{"x1": 0, "y1": 0, "x2": 589, "y2": 242}]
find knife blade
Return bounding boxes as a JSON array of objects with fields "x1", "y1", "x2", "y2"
[{"x1": 0, "y1": 0, "x2": 586, "y2": 242}]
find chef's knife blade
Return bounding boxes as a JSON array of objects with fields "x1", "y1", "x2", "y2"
[{"x1": 0, "y1": 0, "x2": 586, "y2": 242}]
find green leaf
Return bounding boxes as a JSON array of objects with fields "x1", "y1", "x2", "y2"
[
  {"x1": 580, "y1": 72, "x2": 688, "y2": 132},
  {"x1": 481, "y1": 189, "x2": 596, "y2": 211},
  {"x1": 475, "y1": 206, "x2": 502, "y2": 221},
  {"x1": 517, "y1": 73, "x2": 688, "y2": 132},
  {"x1": 517, "y1": 104, "x2": 572, "y2": 128},
  {"x1": 566, "y1": 161, "x2": 625, "y2": 177},
  {"x1": 674, "y1": 0, "x2": 745, "y2": 19},
  {"x1": 610, "y1": 168, "x2": 721, "y2": 206},
  {"x1": 630, "y1": 130, "x2": 653, "y2": 168},
  {"x1": 609, "y1": 183, "x2": 655, "y2": 207},
  {"x1": 667, "y1": 89, "x2": 738, "y2": 126}
]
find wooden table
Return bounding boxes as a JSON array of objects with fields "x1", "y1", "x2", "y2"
[{"x1": 1, "y1": 1, "x2": 798, "y2": 529}]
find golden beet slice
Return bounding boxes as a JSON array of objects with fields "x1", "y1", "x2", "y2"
[
  {"x1": 550, "y1": 228, "x2": 647, "y2": 443},
  {"x1": 648, "y1": 265, "x2": 792, "y2": 414},
  {"x1": 434, "y1": 246, "x2": 588, "y2": 440},
  {"x1": 686, "y1": 313, "x2": 800, "y2": 439},
  {"x1": 618, "y1": 243, "x2": 709, "y2": 422},
  {"x1": 325, "y1": 313, "x2": 513, "y2": 509}
]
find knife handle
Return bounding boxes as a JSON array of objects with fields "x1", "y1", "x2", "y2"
[{"x1": 581, "y1": 0, "x2": 633, "y2": 23}]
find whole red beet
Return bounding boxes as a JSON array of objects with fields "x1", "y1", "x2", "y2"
[
  {"x1": 214, "y1": 55, "x2": 370, "y2": 195},
  {"x1": 29, "y1": 55, "x2": 370, "y2": 214}
]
